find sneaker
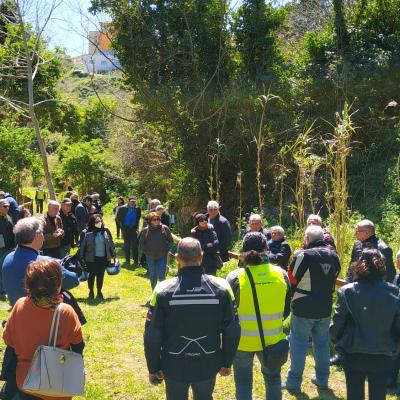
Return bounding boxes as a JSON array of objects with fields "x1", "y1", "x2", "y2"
[{"x1": 311, "y1": 378, "x2": 329, "y2": 390}]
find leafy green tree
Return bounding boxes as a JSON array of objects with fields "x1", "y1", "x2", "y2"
[
  {"x1": 233, "y1": 0, "x2": 285, "y2": 83},
  {"x1": 81, "y1": 96, "x2": 115, "y2": 140},
  {"x1": 57, "y1": 139, "x2": 110, "y2": 194},
  {"x1": 0, "y1": 122, "x2": 41, "y2": 194}
]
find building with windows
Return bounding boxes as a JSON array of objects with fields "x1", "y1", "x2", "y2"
[{"x1": 73, "y1": 22, "x2": 121, "y2": 74}]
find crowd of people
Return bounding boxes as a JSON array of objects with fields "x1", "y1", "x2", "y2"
[{"x1": 1, "y1": 188, "x2": 400, "y2": 400}]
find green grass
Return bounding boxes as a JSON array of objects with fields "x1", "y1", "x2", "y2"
[{"x1": 0, "y1": 215, "x2": 397, "y2": 399}]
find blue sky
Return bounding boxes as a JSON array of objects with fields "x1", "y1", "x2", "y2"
[{"x1": 40, "y1": 0, "x2": 242, "y2": 56}]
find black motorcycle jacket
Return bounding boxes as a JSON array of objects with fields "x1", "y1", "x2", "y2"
[{"x1": 144, "y1": 266, "x2": 241, "y2": 382}]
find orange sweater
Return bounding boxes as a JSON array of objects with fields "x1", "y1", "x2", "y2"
[{"x1": 3, "y1": 297, "x2": 83, "y2": 400}]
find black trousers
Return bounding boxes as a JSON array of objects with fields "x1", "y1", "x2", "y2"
[
  {"x1": 122, "y1": 227, "x2": 138, "y2": 264},
  {"x1": 389, "y1": 354, "x2": 400, "y2": 387},
  {"x1": 343, "y1": 352, "x2": 394, "y2": 400},
  {"x1": 116, "y1": 221, "x2": 121, "y2": 239},
  {"x1": 165, "y1": 377, "x2": 216, "y2": 400},
  {"x1": 35, "y1": 199, "x2": 43, "y2": 214},
  {"x1": 86, "y1": 256, "x2": 108, "y2": 293}
]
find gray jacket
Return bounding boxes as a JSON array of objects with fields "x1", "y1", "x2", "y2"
[
  {"x1": 139, "y1": 224, "x2": 173, "y2": 259},
  {"x1": 79, "y1": 229, "x2": 116, "y2": 263}
]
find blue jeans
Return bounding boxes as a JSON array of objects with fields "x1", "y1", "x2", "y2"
[
  {"x1": 286, "y1": 314, "x2": 330, "y2": 390},
  {"x1": 147, "y1": 256, "x2": 167, "y2": 289},
  {"x1": 233, "y1": 350, "x2": 282, "y2": 400}
]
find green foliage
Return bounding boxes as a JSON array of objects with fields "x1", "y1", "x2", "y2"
[
  {"x1": 233, "y1": 0, "x2": 285, "y2": 82},
  {"x1": 0, "y1": 122, "x2": 41, "y2": 194},
  {"x1": 81, "y1": 96, "x2": 115, "y2": 140},
  {"x1": 57, "y1": 139, "x2": 110, "y2": 194}
]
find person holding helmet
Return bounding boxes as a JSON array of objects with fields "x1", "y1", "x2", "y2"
[{"x1": 79, "y1": 214, "x2": 116, "y2": 300}]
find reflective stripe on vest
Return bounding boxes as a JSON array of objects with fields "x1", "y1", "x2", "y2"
[{"x1": 237, "y1": 263, "x2": 287, "y2": 352}]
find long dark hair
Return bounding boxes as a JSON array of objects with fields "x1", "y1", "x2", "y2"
[
  {"x1": 87, "y1": 214, "x2": 103, "y2": 232},
  {"x1": 349, "y1": 248, "x2": 385, "y2": 283}
]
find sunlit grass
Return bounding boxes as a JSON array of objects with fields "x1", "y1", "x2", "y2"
[{"x1": 0, "y1": 215, "x2": 397, "y2": 399}]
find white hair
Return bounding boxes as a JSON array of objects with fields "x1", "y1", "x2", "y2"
[
  {"x1": 14, "y1": 217, "x2": 43, "y2": 245},
  {"x1": 305, "y1": 225, "x2": 324, "y2": 244},
  {"x1": 270, "y1": 225, "x2": 285, "y2": 236},
  {"x1": 150, "y1": 199, "x2": 161, "y2": 207},
  {"x1": 249, "y1": 214, "x2": 262, "y2": 222},
  {"x1": 207, "y1": 200, "x2": 219, "y2": 210},
  {"x1": 307, "y1": 214, "x2": 322, "y2": 226},
  {"x1": 48, "y1": 200, "x2": 60, "y2": 208}
]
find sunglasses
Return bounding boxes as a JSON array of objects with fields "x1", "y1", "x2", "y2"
[
  {"x1": 151, "y1": 217, "x2": 161, "y2": 221},
  {"x1": 1, "y1": 205, "x2": 9, "y2": 208}
]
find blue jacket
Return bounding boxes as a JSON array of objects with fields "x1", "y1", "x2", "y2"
[
  {"x1": 4, "y1": 194, "x2": 20, "y2": 224},
  {"x1": 2, "y1": 246, "x2": 79, "y2": 306}
]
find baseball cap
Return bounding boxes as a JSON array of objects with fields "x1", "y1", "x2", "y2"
[
  {"x1": 61, "y1": 198, "x2": 72, "y2": 205},
  {"x1": 128, "y1": 196, "x2": 137, "y2": 201}
]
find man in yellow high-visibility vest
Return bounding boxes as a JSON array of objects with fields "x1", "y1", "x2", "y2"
[
  {"x1": 227, "y1": 232, "x2": 291, "y2": 400},
  {"x1": 35, "y1": 186, "x2": 46, "y2": 214}
]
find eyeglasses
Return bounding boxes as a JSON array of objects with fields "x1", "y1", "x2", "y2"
[{"x1": 208, "y1": 208, "x2": 218, "y2": 211}]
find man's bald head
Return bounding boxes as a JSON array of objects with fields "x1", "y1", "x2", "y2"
[{"x1": 176, "y1": 237, "x2": 203, "y2": 268}]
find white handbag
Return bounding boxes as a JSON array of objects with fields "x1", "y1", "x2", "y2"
[{"x1": 22, "y1": 303, "x2": 85, "y2": 397}]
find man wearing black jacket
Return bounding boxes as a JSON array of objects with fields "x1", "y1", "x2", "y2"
[
  {"x1": 346, "y1": 219, "x2": 395, "y2": 283},
  {"x1": 144, "y1": 237, "x2": 241, "y2": 400},
  {"x1": 206, "y1": 200, "x2": 231, "y2": 263},
  {"x1": 59, "y1": 198, "x2": 77, "y2": 258},
  {"x1": 285, "y1": 225, "x2": 341, "y2": 392},
  {"x1": 267, "y1": 225, "x2": 292, "y2": 270}
]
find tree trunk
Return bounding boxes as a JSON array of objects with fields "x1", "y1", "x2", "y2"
[{"x1": 16, "y1": 1, "x2": 56, "y2": 200}]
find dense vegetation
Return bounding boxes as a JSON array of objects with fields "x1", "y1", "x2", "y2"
[{"x1": 1, "y1": 0, "x2": 400, "y2": 238}]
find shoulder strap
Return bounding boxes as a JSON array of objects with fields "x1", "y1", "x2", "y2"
[
  {"x1": 48, "y1": 303, "x2": 63, "y2": 348},
  {"x1": 245, "y1": 267, "x2": 266, "y2": 351}
]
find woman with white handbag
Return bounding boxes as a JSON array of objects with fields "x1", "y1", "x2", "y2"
[{"x1": 3, "y1": 259, "x2": 84, "y2": 400}]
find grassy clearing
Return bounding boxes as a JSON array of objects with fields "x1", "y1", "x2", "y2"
[{"x1": 0, "y1": 215, "x2": 396, "y2": 399}]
